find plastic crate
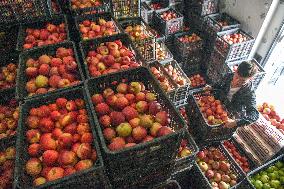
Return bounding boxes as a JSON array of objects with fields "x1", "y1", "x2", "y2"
[
  {"x1": 74, "y1": 12, "x2": 123, "y2": 41},
  {"x1": 156, "y1": 42, "x2": 174, "y2": 64},
  {"x1": 227, "y1": 59, "x2": 266, "y2": 91},
  {"x1": 153, "y1": 7, "x2": 184, "y2": 36},
  {"x1": 154, "y1": 180, "x2": 181, "y2": 189},
  {"x1": 16, "y1": 41, "x2": 84, "y2": 101},
  {"x1": 141, "y1": 0, "x2": 170, "y2": 24},
  {"x1": 50, "y1": 0, "x2": 63, "y2": 17},
  {"x1": 0, "y1": 88, "x2": 19, "y2": 145},
  {"x1": 204, "y1": 13, "x2": 240, "y2": 40},
  {"x1": 150, "y1": 26, "x2": 166, "y2": 42},
  {"x1": 186, "y1": 71, "x2": 209, "y2": 91},
  {"x1": 222, "y1": 138, "x2": 257, "y2": 175},
  {"x1": 174, "y1": 131, "x2": 199, "y2": 174},
  {"x1": 85, "y1": 67, "x2": 187, "y2": 187},
  {"x1": 162, "y1": 60, "x2": 191, "y2": 106},
  {"x1": 247, "y1": 154, "x2": 284, "y2": 189},
  {"x1": 110, "y1": 0, "x2": 141, "y2": 20},
  {"x1": 215, "y1": 28, "x2": 255, "y2": 62},
  {"x1": 190, "y1": 143, "x2": 245, "y2": 189},
  {"x1": 0, "y1": 53, "x2": 18, "y2": 92},
  {"x1": 0, "y1": 25, "x2": 19, "y2": 56},
  {"x1": 185, "y1": 0, "x2": 218, "y2": 16},
  {"x1": 119, "y1": 17, "x2": 156, "y2": 62},
  {"x1": 170, "y1": 1, "x2": 184, "y2": 15},
  {"x1": 14, "y1": 86, "x2": 107, "y2": 189},
  {"x1": 68, "y1": 0, "x2": 109, "y2": 15},
  {"x1": 79, "y1": 33, "x2": 145, "y2": 79},
  {"x1": 16, "y1": 15, "x2": 70, "y2": 51},
  {"x1": 149, "y1": 61, "x2": 177, "y2": 102},
  {"x1": 174, "y1": 31, "x2": 203, "y2": 58},
  {"x1": 0, "y1": 0, "x2": 51, "y2": 25},
  {"x1": 178, "y1": 51, "x2": 203, "y2": 75},
  {"x1": 185, "y1": 90, "x2": 236, "y2": 143}
]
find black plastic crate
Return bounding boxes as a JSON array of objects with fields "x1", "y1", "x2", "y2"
[
  {"x1": 85, "y1": 67, "x2": 187, "y2": 187},
  {"x1": 49, "y1": 0, "x2": 63, "y2": 17},
  {"x1": 110, "y1": 0, "x2": 141, "y2": 20},
  {"x1": 162, "y1": 60, "x2": 191, "y2": 106},
  {"x1": 227, "y1": 59, "x2": 266, "y2": 91},
  {"x1": 185, "y1": 0, "x2": 218, "y2": 16},
  {"x1": 149, "y1": 26, "x2": 166, "y2": 42},
  {"x1": 141, "y1": 0, "x2": 170, "y2": 24},
  {"x1": 16, "y1": 41, "x2": 84, "y2": 101},
  {"x1": 156, "y1": 42, "x2": 174, "y2": 64},
  {"x1": 0, "y1": 25, "x2": 19, "y2": 55},
  {"x1": 170, "y1": 1, "x2": 184, "y2": 15},
  {"x1": 74, "y1": 12, "x2": 123, "y2": 41},
  {"x1": 0, "y1": 0, "x2": 51, "y2": 25},
  {"x1": 174, "y1": 131, "x2": 199, "y2": 174},
  {"x1": 190, "y1": 143, "x2": 245, "y2": 189},
  {"x1": 204, "y1": 13, "x2": 240, "y2": 40},
  {"x1": 222, "y1": 138, "x2": 257, "y2": 175},
  {"x1": 79, "y1": 33, "x2": 145, "y2": 79},
  {"x1": 154, "y1": 180, "x2": 181, "y2": 189},
  {"x1": 0, "y1": 88, "x2": 19, "y2": 146},
  {"x1": 174, "y1": 31, "x2": 203, "y2": 58},
  {"x1": 14, "y1": 86, "x2": 107, "y2": 189},
  {"x1": 119, "y1": 17, "x2": 156, "y2": 62},
  {"x1": 149, "y1": 61, "x2": 177, "y2": 102},
  {"x1": 247, "y1": 154, "x2": 284, "y2": 189},
  {"x1": 185, "y1": 90, "x2": 236, "y2": 143},
  {"x1": 67, "y1": 0, "x2": 109, "y2": 15},
  {"x1": 16, "y1": 15, "x2": 70, "y2": 51},
  {"x1": 153, "y1": 7, "x2": 184, "y2": 36},
  {"x1": 0, "y1": 53, "x2": 18, "y2": 93},
  {"x1": 215, "y1": 28, "x2": 255, "y2": 62},
  {"x1": 178, "y1": 51, "x2": 203, "y2": 76}
]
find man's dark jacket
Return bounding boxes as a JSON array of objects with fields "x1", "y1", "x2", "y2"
[{"x1": 213, "y1": 73, "x2": 259, "y2": 127}]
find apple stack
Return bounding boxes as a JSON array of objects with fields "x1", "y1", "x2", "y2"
[
  {"x1": 16, "y1": 41, "x2": 84, "y2": 100},
  {"x1": 68, "y1": 0, "x2": 107, "y2": 15},
  {"x1": 119, "y1": 17, "x2": 156, "y2": 62},
  {"x1": 75, "y1": 12, "x2": 122, "y2": 41},
  {"x1": 80, "y1": 33, "x2": 143, "y2": 79},
  {"x1": 17, "y1": 15, "x2": 69, "y2": 51},
  {"x1": 85, "y1": 67, "x2": 187, "y2": 188},
  {"x1": 14, "y1": 87, "x2": 105, "y2": 188}
]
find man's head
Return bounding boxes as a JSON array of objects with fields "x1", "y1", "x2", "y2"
[{"x1": 233, "y1": 61, "x2": 257, "y2": 86}]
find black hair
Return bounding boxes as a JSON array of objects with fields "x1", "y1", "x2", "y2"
[{"x1": 237, "y1": 61, "x2": 257, "y2": 78}]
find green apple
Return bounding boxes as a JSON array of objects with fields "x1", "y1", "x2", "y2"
[
  {"x1": 253, "y1": 180, "x2": 263, "y2": 189},
  {"x1": 260, "y1": 175, "x2": 270, "y2": 183},
  {"x1": 263, "y1": 183, "x2": 271, "y2": 189},
  {"x1": 279, "y1": 170, "x2": 284, "y2": 176},
  {"x1": 275, "y1": 161, "x2": 284, "y2": 169},
  {"x1": 270, "y1": 179, "x2": 280, "y2": 188},
  {"x1": 269, "y1": 172, "x2": 277, "y2": 180},
  {"x1": 254, "y1": 173, "x2": 261, "y2": 180}
]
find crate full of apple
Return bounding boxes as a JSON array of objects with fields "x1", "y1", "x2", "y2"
[
  {"x1": 153, "y1": 8, "x2": 184, "y2": 36},
  {"x1": 215, "y1": 28, "x2": 255, "y2": 62},
  {"x1": 0, "y1": 63, "x2": 17, "y2": 91},
  {"x1": 80, "y1": 33, "x2": 143, "y2": 79},
  {"x1": 16, "y1": 41, "x2": 84, "y2": 100},
  {"x1": 14, "y1": 87, "x2": 105, "y2": 188},
  {"x1": 196, "y1": 145, "x2": 244, "y2": 189},
  {"x1": 68, "y1": 0, "x2": 107, "y2": 15},
  {"x1": 174, "y1": 32, "x2": 203, "y2": 58},
  {"x1": 119, "y1": 17, "x2": 156, "y2": 62},
  {"x1": 141, "y1": 0, "x2": 170, "y2": 24},
  {"x1": 110, "y1": 0, "x2": 140, "y2": 20},
  {"x1": 17, "y1": 15, "x2": 69, "y2": 51},
  {"x1": 188, "y1": 73, "x2": 207, "y2": 89},
  {"x1": 75, "y1": 13, "x2": 122, "y2": 41},
  {"x1": 85, "y1": 67, "x2": 186, "y2": 179},
  {"x1": 249, "y1": 155, "x2": 284, "y2": 189},
  {"x1": 156, "y1": 42, "x2": 173, "y2": 64}
]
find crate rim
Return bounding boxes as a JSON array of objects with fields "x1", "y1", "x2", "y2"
[{"x1": 84, "y1": 66, "x2": 188, "y2": 155}]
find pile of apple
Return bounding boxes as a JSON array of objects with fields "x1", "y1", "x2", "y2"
[
  {"x1": 250, "y1": 160, "x2": 283, "y2": 189},
  {"x1": 178, "y1": 33, "x2": 201, "y2": 43},
  {"x1": 25, "y1": 47, "x2": 81, "y2": 96},
  {"x1": 150, "y1": 3, "x2": 163, "y2": 10},
  {"x1": 0, "y1": 63, "x2": 17, "y2": 90},
  {"x1": 222, "y1": 33, "x2": 248, "y2": 45},
  {"x1": 91, "y1": 81, "x2": 173, "y2": 151},
  {"x1": 79, "y1": 19, "x2": 118, "y2": 40},
  {"x1": 223, "y1": 140, "x2": 251, "y2": 173},
  {"x1": 150, "y1": 66, "x2": 175, "y2": 92},
  {"x1": 177, "y1": 138, "x2": 192, "y2": 159},
  {"x1": 179, "y1": 107, "x2": 189, "y2": 126},
  {"x1": 86, "y1": 40, "x2": 140, "y2": 78},
  {"x1": 156, "y1": 43, "x2": 168, "y2": 61},
  {"x1": 164, "y1": 64, "x2": 188, "y2": 87},
  {"x1": 51, "y1": 0, "x2": 60, "y2": 13},
  {"x1": 71, "y1": 0, "x2": 102, "y2": 9},
  {"x1": 197, "y1": 147, "x2": 239, "y2": 189},
  {"x1": 0, "y1": 146, "x2": 16, "y2": 189},
  {"x1": 217, "y1": 21, "x2": 229, "y2": 27},
  {"x1": 124, "y1": 25, "x2": 149, "y2": 41},
  {"x1": 189, "y1": 74, "x2": 206, "y2": 88},
  {"x1": 196, "y1": 95, "x2": 229, "y2": 125},
  {"x1": 0, "y1": 99, "x2": 19, "y2": 139},
  {"x1": 24, "y1": 97, "x2": 97, "y2": 186},
  {"x1": 23, "y1": 23, "x2": 67, "y2": 50},
  {"x1": 257, "y1": 102, "x2": 284, "y2": 134},
  {"x1": 160, "y1": 10, "x2": 178, "y2": 21}
]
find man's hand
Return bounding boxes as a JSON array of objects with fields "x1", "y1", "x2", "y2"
[{"x1": 224, "y1": 119, "x2": 237, "y2": 129}]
